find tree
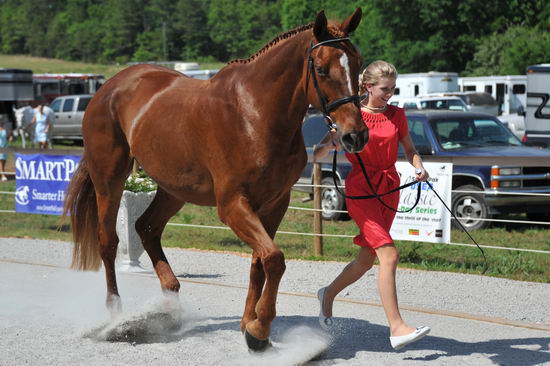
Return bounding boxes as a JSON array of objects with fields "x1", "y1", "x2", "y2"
[{"x1": 466, "y1": 26, "x2": 550, "y2": 75}]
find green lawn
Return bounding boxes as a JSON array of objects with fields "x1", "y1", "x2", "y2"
[
  {"x1": 1, "y1": 177, "x2": 548, "y2": 283},
  {"x1": 0, "y1": 54, "x2": 225, "y2": 78}
]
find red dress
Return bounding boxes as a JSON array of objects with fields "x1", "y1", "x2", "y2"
[{"x1": 345, "y1": 105, "x2": 408, "y2": 253}]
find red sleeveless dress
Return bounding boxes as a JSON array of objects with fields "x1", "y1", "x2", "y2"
[{"x1": 345, "y1": 105, "x2": 408, "y2": 253}]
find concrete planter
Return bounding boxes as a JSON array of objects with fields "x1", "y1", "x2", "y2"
[{"x1": 116, "y1": 190, "x2": 155, "y2": 272}]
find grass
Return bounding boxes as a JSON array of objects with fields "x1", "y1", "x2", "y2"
[
  {"x1": 1, "y1": 54, "x2": 548, "y2": 283},
  {"x1": 1, "y1": 176, "x2": 549, "y2": 283},
  {"x1": 0, "y1": 54, "x2": 225, "y2": 78}
]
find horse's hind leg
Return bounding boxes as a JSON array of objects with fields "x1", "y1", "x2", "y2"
[
  {"x1": 87, "y1": 141, "x2": 132, "y2": 314},
  {"x1": 135, "y1": 187, "x2": 184, "y2": 293}
]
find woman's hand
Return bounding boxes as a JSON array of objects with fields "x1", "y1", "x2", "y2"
[{"x1": 415, "y1": 167, "x2": 429, "y2": 182}]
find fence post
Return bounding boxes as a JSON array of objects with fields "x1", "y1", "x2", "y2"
[{"x1": 313, "y1": 161, "x2": 323, "y2": 256}]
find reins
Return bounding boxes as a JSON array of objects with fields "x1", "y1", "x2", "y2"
[{"x1": 330, "y1": 148, "x2": 422, "y2": 213}]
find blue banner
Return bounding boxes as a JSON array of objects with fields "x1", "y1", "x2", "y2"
[{"x1": 15, "y1": 154, "x2": 81, "y2": 215}]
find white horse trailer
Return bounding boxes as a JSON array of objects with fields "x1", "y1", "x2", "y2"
[
  {"x1": 458, "y1": 75, "x2": 526, "y2": 115},
  {"x1": 524, "y1": 64, "x2": 550, "y2": 147},
  {"x1": 394, "y1": 72, "x2": 459, "y2": 98}
]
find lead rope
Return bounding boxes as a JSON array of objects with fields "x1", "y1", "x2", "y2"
[
  {"x1": 425, "y1": 180, "x2": 488, "y2": 274},
  {"x1": 328, "y1": 147, "x2": 488, "y2": 273}
]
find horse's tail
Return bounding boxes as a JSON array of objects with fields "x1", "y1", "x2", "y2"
[{"x1": 63, "y1": 156, "x2": 102, "y2": 271}]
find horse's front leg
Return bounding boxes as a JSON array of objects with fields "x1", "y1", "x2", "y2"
[
  {"x1": 218, "y1": 194, "x2": 286, "y2": 351},
  {"x1": 240, "y1": 193, "x2": 291, "y2": 334}
]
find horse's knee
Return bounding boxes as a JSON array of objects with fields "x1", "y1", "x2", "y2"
[{"x1": 262, "y1": 249, "x2": 286, "y2": 278}]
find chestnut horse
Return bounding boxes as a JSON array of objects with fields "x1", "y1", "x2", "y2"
[{"x1": 64, "y1": 9, "x2": 368, "y2": 351}]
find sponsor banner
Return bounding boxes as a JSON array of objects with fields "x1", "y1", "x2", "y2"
[
  {"x1": 15, "y1": 154, "x2": 81, "y2": 215},
  {"x1": 390, "y1": 162, "x2": 453, "y2": 243}
]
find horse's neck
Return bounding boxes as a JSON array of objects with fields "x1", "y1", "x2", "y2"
[{"x1": 235, "y1": 32, "x2": 311, "y2": 124}]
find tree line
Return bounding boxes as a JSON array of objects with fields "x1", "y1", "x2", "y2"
[{"x1": 1, "y1": 0, "x2": 549, "y2": 75}]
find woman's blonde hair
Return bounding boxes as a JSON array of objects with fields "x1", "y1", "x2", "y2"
[{"x1": 359, "y1": 60, "x2": 397, "y2": 95}]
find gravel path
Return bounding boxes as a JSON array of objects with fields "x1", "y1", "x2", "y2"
[{"x1": 1, "y1": 238, "x2": 549, "y2": 365}]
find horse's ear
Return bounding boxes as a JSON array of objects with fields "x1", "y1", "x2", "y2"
[
  {"x1": 313, "y1": 10, "x2": 329, "y2": 40},
  {"x1": 340, "y1": 7, "x2": 362, "y2": 34}
]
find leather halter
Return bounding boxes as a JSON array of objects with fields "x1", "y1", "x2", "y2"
[{"x1": 306, "y1": 37, "x2": 361, "y2": 130}]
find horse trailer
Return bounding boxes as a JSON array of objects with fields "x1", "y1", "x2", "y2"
[
  {"x1": 457, "y1": 75, "x2": 527, "y2": 116},
  {"x1": 0, "y1": 68, "x2": 33, "y2": 101},
  {"x1": 523, "y1": 64, "x2": 550, "y2": 147},
  {"x1": 394, "y1": 72, "x2": 459, "y2": 98}
]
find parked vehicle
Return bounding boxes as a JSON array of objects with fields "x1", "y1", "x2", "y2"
[
  {"x1": 420, "y1": 92, "x2": 498, "y2": 116},
  {"x1": 394, "y1": 72, "x2": 459, "y2": 98},
  {"x1": 389, "y1": 95, "x2": 468, "y2": 111},
  {"x1": 297, "y1": 109, "x2": 550, "y2": 229},
  {"x1": 523, "y1": 64, "x2": 550, "y2": 148},
  {"x1": 49, "y1": 94, "x2": 92, "y2": 141},
  {"x1": 458, "y1": 75, "x2": 526, "y2": 116}
]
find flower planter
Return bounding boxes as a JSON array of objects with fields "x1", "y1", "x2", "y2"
[{"x1": 116, "y1": 190, "x2": 155, "y2": 272}]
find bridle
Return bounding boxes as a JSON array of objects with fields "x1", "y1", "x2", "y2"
[{"x1": 306, "y1": 37, "x2": 361, "y2": 131}]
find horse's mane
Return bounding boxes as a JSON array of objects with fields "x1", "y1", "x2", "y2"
[{"x1": 228, "y1": 22, "x2": 344, "y2": 65}]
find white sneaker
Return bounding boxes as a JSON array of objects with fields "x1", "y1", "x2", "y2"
[
  {"x1": 1, "y1": 176, "x2": 7, "y2": 182},
  {"x1": 317, "y1": 287, "x2": 334, "y2": 330},
  {"x1": 390, "y1": 326, "x2": 430, "y2": 350}
]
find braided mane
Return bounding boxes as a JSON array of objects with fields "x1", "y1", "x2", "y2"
[
  {"x1": 228, "y1": 22, "x2": 345, "y2": 65},
  {"x1": 229, "y1": 23, "x2": 314, "y2": 65}
]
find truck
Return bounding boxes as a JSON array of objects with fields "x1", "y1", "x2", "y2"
[
  {"x1": 394, "y1": 72, "x2": 459, "y2": 98},
  {"x1": 523, "y1": 64, "x2": 550, "y2": 148},
  {"x1": 298, "y1": 109, "x2": 550, "y2": 229}
]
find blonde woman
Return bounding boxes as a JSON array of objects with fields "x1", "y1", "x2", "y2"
[{"x1": 314, "y1": 60, "x2": 430, "y2": 350}]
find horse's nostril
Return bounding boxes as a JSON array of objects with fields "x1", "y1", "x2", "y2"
[{"x1": 341, "y1": 133, "x2": 357, "y2": 149}]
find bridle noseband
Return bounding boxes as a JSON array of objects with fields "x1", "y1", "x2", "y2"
[{"x1": 307, "y1": 37, "x2": 361, "y2": 131}]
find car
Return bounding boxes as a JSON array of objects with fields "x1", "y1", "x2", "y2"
[
  {"x1": 297, "y1": 109, "x2": 550, "y2": 229},
  {"x1": 389, "y1": 95, "x2": 468, "y2": 111},
  {"x1": 48, "y1": 94, "x2": 92, "y2": 140},
  {"x1": 419, "y1": 92, "x2": 499, "y2": 116}
]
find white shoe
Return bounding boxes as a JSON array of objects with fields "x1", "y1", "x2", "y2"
[
  {"x1": 317, "y1": 287, "x2": 334, "y2": 330},
  {"x1": 0, "y1": 176, "x2": 7, "y2": 182},
  {"x1": 390, "y1": 326, "x2": 430, "y2": 350}
]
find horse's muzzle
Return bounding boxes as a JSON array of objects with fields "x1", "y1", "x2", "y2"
[{"x1": 340, "y1": 128, "x2": 369, "y2": 153}]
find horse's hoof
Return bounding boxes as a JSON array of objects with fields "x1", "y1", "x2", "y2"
[{"x1": 244, "y1": 329, "x2": 271, "y2": 352}]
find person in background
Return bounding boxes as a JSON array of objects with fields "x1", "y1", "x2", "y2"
[
  {"x1": 29, "y1": 104, "x2": 51, "y2": 149},
  {"x1": 314, "y1": 60, "x2": 431, "y2": 351},
  {"x1": 0, "y1": 118, "x2": 10, "y2": 181}
]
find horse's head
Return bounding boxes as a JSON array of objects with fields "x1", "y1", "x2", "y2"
[{"x1": 306, "y1": 8, "x2": 368, "y2": 153}]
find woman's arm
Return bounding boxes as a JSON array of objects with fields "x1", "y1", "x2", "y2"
[
  {"x1": 313, "y1": 130, "x2": 341, "y2": 161},
  {"x1": 400, "y1": 133, "x2": 429, "y2": 181}
]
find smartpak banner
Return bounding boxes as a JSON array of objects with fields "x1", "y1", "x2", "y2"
[
  {"x1": 390, "y1": 162, "x2": 453, "y2": 244},
  {"x1": 15, "y1": 154, "x2": 81, "y2": 215}
]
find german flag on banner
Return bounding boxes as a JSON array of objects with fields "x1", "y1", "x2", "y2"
[{"x1": 408, "y1": 229, "x2": 420, "y2": 236}]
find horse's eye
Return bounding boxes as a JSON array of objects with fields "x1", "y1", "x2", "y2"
[{"x1": 315, "y1": 66, "x2": 328, "y2": 76}]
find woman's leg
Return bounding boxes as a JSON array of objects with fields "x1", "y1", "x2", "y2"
[
  {"x1": 321, "y1": 246, "x2": 376, "y2": 317},
  {"x1": 375, "y1": 244, "x2": 415, "y2": 336},
  {"x1": 0, "y1": 159, "x2": 6, "y2": 180}
]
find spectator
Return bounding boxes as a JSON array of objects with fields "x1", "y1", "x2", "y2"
[
  {"x1": 0, "y1": 118, "x2": 10, "y2": 181},
  {"x1": 29, "y1": 105, "x2": 51, "y2": 149}
]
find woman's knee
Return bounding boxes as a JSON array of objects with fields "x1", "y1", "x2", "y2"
[
  {"x1": 355, "y1": 247, "x2": 375, "y2": 269},
  {"x1": 376, "y1": 245, "x2": 400, "y2": 267}
]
